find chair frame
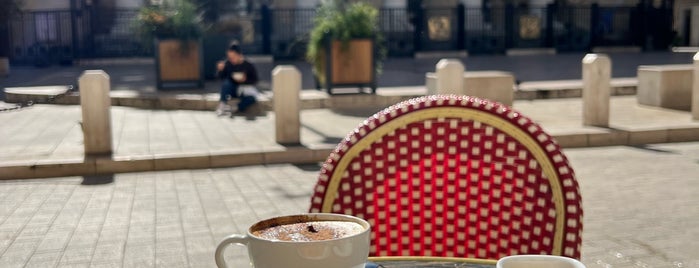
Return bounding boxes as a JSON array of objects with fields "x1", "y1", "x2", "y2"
[{"x1": 310, "y1": 95, "x2": 582, "y2": 259}]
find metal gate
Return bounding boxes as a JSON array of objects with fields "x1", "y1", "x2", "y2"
[
  {"x1": 8, "y1": 11, "x2": 75, "y2": 65},
  {"x1": 7, "y1": 4, "x2": 147, "y2": 65},
  {"x1": 6, "y1": 3, "x2": 676, "y2": 63},
  {"x1": 508, "y1": 6, "x2": 551, "y2": 49},
  {"x1": 415, "y1": 7, "x2": 461, "y2": 52},
  {"x1": 552, "y1": 6, "x2": 592, "y2": 52}
]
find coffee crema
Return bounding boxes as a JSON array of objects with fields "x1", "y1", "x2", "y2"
[{"x1": 252, "y1": 221, "x2": 364, "y2": 242}]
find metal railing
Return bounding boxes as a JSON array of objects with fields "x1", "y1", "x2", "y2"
[{"x1": 6, "y1": 4, "x2": 673, "y2": 64}]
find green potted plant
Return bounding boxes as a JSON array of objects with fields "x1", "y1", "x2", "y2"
[
  {"x1": 136, "y1": 0, "x2": 204, "y2": 89},
  {"x1": 0, "y1": 0, "x2": 21, "y2": 77},
  {"x1": 306, "y1": 0, "x2": 385, "y2": 94}
]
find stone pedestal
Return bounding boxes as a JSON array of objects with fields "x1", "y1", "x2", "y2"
[
  {"x1": 582, "y1": 54, "x2": 611, "y2": 127},
  {"x1": 637, "y1": 64, "x2": 693, "y2": 111},
  {"x1": 435, "y1": 59, "x2": 465, "y2": 95},
  {"x1": 273, "y1": 66, "x2": 301, "y2": 145},
  {"x1": 693, "y1": 53, "x2": 699, "y2": 120},
  {"x1": 78, "y1": 70, "x2": 113, "y2": 156},
  {"x1": 426, "y1": 72, "x2": 437, "y2": 95},
  {"x1": 426, "y1": 70, "x2": 514, "y2": 105},
  {"x1": 464, "y1": 71, "x2": 515, "y2": 106}
]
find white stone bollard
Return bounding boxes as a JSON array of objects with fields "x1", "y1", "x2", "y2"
[
  {"x1": 436, "y1": 59, "x2": 465, "y2": 95},
  {"x1": 78, "y1": 70, "x2": 113, "y2": 156},
  {"x1": 272, "y1": 65, "x2": 301, "y2": 145},
  {"x1": 693, "y1": 52, "x2": 699, "y2": 120},
  {"x1": 582, "y1": 54, "x2": 611, "y2": 127}
]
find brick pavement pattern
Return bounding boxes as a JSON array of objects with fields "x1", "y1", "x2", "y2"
[{"x1": 1, "y1": 142, "x2": 699, "y2": 267}]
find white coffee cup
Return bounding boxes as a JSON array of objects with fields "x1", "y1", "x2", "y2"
[
  {"x1": 496, "y1": 255, "x2": 586, "y2": 268},
  {"x1": 215, "y1": 213, "x2": 371, "y2": 268}
]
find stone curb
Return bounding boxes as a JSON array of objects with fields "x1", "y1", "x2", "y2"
[
  {"x1": 5, "y1": 83, "x2": 637, "y2": 112},
  {"x1": 2, "y1": 126, "x2": 698, "y2": 180},
  {"x1": 517, "y1": 79, "x2": 637, "y2": 100},
  {"x1": 0, "y1": 146, "x2": 335, "y2": 180}
]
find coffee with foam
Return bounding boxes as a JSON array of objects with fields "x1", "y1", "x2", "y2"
[{"x1": 252, "y1": 221, "x2": 364, "y2": 242}]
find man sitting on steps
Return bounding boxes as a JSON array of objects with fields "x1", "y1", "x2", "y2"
[{"x1": 215, "y1": 42, "x2": 259, "y2": 116}]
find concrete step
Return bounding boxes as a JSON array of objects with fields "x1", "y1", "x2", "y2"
[{"x1": 517, "y1": 77, "x2": 637, "y2": 99}]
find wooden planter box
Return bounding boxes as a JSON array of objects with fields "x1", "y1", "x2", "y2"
[
  {"x1": 155, "y1": 39, "x2": 204, "y2": 89},
  {"x1": 318, "y1": 38, "x2": 377, "y2": 94}
]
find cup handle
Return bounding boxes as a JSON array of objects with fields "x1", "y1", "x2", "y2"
[{"x1": 215, "y1": 234, "x2": 249, "y2": 268}]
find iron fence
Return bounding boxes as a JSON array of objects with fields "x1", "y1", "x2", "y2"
[
  {"x1": 379, "y1": 8, "x2": 413, "y2": 56},
  {"x1": 8, "y1": 10, "x2": 74, "y2": 65},
  {"x1": 6, "y1": 4, "x2": 674, "y2": 64},
  {"x1": 463, "y1": 7, "x2": 506, "y2": 53},
  {"x1": 87, "y1": 9, "x2": 148, "y2": 58},
  {"x1": 269, "y1": 8, "x2": 317, "y2": 58},
  {"x1": 7, "y1": 8, "x2": 147, "y2": 65}
]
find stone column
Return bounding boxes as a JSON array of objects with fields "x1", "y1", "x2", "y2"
[
  {"x1": 78, "y1": 70, "x2": 113, "y2": 156},
  {"x1": 273, "y1": 65, "x2": 301, "y2": 145},
  {"x1": 582, "y1": 54, "x2": 611, "y2": 127},
  {"x1": 693, "y1": 52, "x2": 699, "y2": 120},
  {"x1": 436, "y1": 59, "x2": 465, "y2": 95}
]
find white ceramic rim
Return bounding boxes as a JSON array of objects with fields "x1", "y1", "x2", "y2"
[{"x1": 496, "y1": 255, "x2": 586, "y2": 268}]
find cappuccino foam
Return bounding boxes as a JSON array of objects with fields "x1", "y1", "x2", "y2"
[{"x1": 252, "y1": 221, "x2": 364, "y2": 242}]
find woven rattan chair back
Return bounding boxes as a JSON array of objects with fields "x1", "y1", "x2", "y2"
[{"x1": 309, "y1": 95, "x2": 582, "y2": 260}]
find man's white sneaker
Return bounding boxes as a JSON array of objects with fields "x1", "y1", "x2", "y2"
[{"x1": 216, "y1": 103, "x2": 229, "y2": 116}]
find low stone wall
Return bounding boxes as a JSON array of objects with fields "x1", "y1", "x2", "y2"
[
  {"x1": 516, "y1": 79, "x2": 637, "y2": 100},
  {"x1": 426, "y1": 71, "x2": 515, "y2": 106},
  {"x1": 637, "y1": 64, "x2": 693, "y2": 111}
]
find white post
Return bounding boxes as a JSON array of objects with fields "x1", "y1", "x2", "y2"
[
  {"x1": 436, "y1": 59, "x2": 465, "y2": 95},
  {"x1": 78, "y1": 70, "x2": 113, "y2": 156},
  {"x1": 582, "y1": 54, "x2": 611, "y2": 127},
  {"x1": 273, "y1": 65, "x2": 301, "y2": 145},
  {"x1": 693, "y1": 52, "x2": 699, "y2": 120}
]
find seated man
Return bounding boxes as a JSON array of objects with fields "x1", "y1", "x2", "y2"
[{"x1": 215, "y1": 43, "x2": 259, "y2": 115}]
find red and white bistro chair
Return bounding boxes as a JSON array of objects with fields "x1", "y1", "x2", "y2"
[{"x1": 309, "y1": 95, "x2": 583, "y2": 261}]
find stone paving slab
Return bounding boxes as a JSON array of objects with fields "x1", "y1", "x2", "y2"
[
  {"x1": 2, "y1": 96, "x2": 699, "y2": 180},
  {"x1": 1, "y1": 143, "x2": 699, "y2": 267}
]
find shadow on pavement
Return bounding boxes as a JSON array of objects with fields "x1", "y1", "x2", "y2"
[{"x1": 81, "y1": 174, "x2": 115, "y2": 185}]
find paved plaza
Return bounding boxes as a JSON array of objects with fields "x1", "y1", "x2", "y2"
[
  {"x1": 0, "y1": 142, "x2": 698, "y2": 267},
  {"x1": 1, "y1": 96, "x2": 698, "y2": 165},
  {"x1": 2, "y1": 51, "x2": 699, "y2": 267}
]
